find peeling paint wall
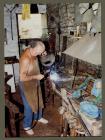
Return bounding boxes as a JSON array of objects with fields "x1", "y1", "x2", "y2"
[{"x1": 4, "y1": 4, "x2": 22, "y2": 58}]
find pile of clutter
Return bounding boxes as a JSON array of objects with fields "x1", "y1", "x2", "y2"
[{"x1": 57, "y1": 78, "x2": 102, "y2": 136}]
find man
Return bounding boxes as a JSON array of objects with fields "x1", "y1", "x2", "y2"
[{"x1": 19, "y1": 41, "x2": 48, "y2": 135}]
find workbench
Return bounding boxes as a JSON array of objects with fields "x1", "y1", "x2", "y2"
[{"x1": 51, "y1": 80, "x2": 102, "y2": 136}]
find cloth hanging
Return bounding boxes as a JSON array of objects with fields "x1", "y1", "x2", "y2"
[
  {"x1": 72, "y1": 77, "x2": 94, "y2": 99},
  {"x1": 80, "y1": 101, "x2": 99, "y2": 119},
  {"x1": 91, "y1": 79, "x2": 102, "y2": 97},
  {"x1": 30, "y1": 4, "x2": 38, "y2": 13},
  {"x1": 22, "y1": 4, "x2": 30, "y2": 20}
]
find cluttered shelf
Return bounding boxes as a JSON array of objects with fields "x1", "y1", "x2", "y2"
[{"x1": 50, "y1": 74, "x2": 102, "y2": 136}]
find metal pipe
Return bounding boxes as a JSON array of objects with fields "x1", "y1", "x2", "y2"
[{"x1": 10, "y1": 12, "x2": 13, "y2": 40}]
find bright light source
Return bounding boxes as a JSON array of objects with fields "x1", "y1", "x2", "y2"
[{"x1": 50, "y1": 72, "x2": 60, "y2": 81}]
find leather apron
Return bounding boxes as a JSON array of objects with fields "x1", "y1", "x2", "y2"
[{"x1": 20, "y1": 53, "x2": 44, "y2": 113}]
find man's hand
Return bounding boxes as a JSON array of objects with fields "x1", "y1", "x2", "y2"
[{"x1": 33, "y1": 74, "x2": 44, "y2": 80}]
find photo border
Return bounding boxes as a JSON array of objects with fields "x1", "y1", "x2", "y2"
[{"x1": 0, "y1": 0, "x2": 104, "y2": 140}]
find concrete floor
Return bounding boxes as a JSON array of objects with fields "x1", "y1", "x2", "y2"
[{"x1": 12, "y1": 88, "x2": 62, "y2": 137}]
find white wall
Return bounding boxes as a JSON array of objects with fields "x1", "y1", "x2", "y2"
[{"x1": 4, "y1": 4, "x2": 22, "y2": 58}]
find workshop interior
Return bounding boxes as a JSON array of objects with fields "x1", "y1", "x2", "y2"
[{"x1": 4, "y1": 3, "x2": 102, "y2": 137}]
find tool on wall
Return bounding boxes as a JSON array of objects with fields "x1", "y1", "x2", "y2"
[
  {"x1": 4, "y1": 28, "x2": 7, "y2": 45},
  {"x1": 4, "y1": 4, "x2": 19, "y2": 40}
]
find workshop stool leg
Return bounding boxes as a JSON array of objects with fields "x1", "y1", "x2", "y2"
[{"x1": 15, "y1": 113, "x2": 20, "y2": 137}]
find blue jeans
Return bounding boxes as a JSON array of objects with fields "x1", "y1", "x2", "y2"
[{"x1": 19, "y1": 81, "x2": 42, "y2": 128}]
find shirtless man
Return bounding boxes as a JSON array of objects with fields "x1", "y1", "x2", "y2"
[{"x1": 19, "y1": 41, "x2": 48, "y2": 135}]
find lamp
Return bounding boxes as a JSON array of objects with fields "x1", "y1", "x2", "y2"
[
  {"x1": 63, "y1": 33, "x2": 101, "y2": 88},
  {"x1": 63, "y1": 33, "x2": 101, "y2": 65}
]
